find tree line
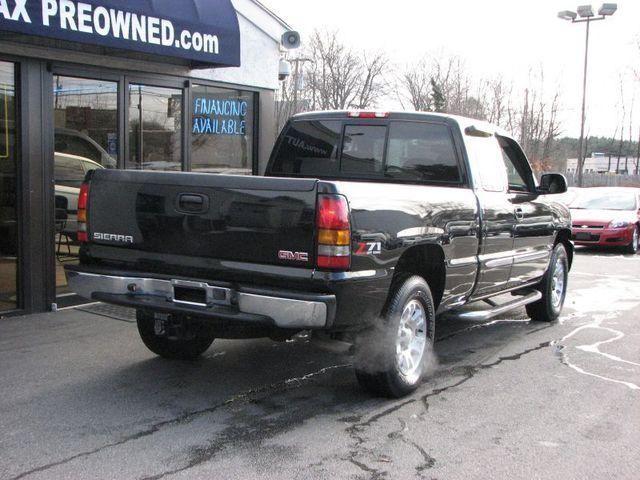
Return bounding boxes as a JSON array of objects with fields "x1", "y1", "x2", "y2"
[{"x1": 276, "y1": 29, "x2": 565, "y2": 173}]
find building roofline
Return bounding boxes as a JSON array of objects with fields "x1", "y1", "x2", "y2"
[{"x1": 248, "y1": 0, "x2": 293, "y2": 30}]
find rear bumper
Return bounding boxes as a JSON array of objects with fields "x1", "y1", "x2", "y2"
[
  {"x1": 571, "y1": 226, "x2": 634, "y2": 246},
  {"x1": 66, "y1": 270, "x2": 336, "y2": 329}
]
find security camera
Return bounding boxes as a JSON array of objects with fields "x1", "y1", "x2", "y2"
[
  {"x1": 278, "y1": 58, "x2": 292, "y2": 81},
  {"x1": 281, "y1": 31, "x2": 300, "y2": 50}
]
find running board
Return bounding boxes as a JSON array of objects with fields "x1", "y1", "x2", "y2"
[{"x1": 449, "y1": 290, "x2": 542, "y2": 321}]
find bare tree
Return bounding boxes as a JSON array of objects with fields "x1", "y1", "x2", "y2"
[
  {"x1": 500, "y1": 68, "x2": 562, "y2": 172},
  {"x1": 395, "y1": 57, "x2": 433, "y2": 111},
  {"x1": 275, "y1": 30, "x2": 387, "y2": 133},
  {"x1": 303, "y1": 30, "x2": 387, "y2": 111}
]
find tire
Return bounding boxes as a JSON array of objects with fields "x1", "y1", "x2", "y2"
[
  {"x1": 136, "y1": 310, "x2": 215, "y2": 360},
  {"x1": 354, "y1": 275, "x2": 436, "y2": 398},
  {"x1": 625, "y1": 225, "x2": 639, "y2": 254},
  {"x1": 526, "y1": 243, "x2": 569, "y2": 322}
]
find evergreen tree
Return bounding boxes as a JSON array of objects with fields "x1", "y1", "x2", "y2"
[{"x1": 430, "y1": 78, "x2": 446, "y2": 113}]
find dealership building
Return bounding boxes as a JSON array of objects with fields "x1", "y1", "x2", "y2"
[{"x1": 0, "y1": 0, "x2": 293, "y2": 314}]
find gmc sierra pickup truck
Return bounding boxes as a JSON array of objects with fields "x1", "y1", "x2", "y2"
[{"x1": 66, "y1": 111, "x2": 572, "y2": 397}]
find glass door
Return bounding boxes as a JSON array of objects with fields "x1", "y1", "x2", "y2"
[
  {"x1": 128, "y1": 84, "x2": 183, "y2": 171},
  {"x1": 0, "y1": 61, "x2": 18, "y2": 312},
  {"x1": 52, "y1": 75, "x2": 118, "y2": 304}
]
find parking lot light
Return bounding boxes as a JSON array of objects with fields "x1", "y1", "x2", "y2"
[
  {"x1": 557, "y1": 3, "x2": 617, "y2": 187},
  {"x1": 577, "y1": 5, "x2": 594, "y2": 17},
  {"x1": 598, "y1": 3, "x2": 617, "y2": 15},
  {"x1": 558, "y1": 10, "x2": 578, "y2": 20}
]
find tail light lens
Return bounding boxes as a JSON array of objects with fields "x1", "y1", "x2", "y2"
[
  {"x1": 316, "y1": 194, "x2": 351, "y2": 270},
  {"x1": 347, "y1": 111, "x2": 389, "y2": 118},
  {"x1": 77, "y1": 182, "x2": 90, "y2": 243}
]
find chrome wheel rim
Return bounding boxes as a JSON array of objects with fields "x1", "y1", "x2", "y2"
[
  {"x1": 395, "y1": 299, "x2": 427, "y2": 379},
  {"x1": 633, "y1": 228, "x2": 638, "y2": 251},
  {"x1": 550, "y1": 257, "x2": 566, "y2": 310}
]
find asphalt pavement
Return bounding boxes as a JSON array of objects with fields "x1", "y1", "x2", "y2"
[{"x1": 1, "y1": 248, "x2": 639, "y2": 480}]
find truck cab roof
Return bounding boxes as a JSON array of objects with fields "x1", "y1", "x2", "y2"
[{"x1": 290, "y1": 110, "x2": 512, "y2": 139}]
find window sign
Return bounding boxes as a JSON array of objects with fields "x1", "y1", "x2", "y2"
[
  {"x1": 192, "y1": 96, "x2": 248, "y2": 135},
  {"x1": 191, "y1": 86, "x2": 254, "y2": 175}
]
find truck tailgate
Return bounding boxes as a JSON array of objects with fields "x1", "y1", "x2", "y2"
[{"x1": 86, "y1": 170, "x2": 318, "y2": 268}]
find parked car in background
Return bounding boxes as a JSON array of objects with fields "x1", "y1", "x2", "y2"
[
  {"x1": 54, "y1": 153, "x2": 104, "y2": 236},
  {"x1": 570, "y1": 187, "x2": 640, "y2": 253},
  {"x1": 55, "y1": 128, "x2": 116, "y2": 169}
]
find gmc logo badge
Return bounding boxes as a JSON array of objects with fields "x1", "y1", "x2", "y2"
[
  {"x1": 278, "y1": 250, "x2": 309, "y2": 262},
  {"x1": 94, "y1": 232, "x2": 134, "y2": 243}
]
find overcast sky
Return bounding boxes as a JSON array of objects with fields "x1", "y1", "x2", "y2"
[{"x1": 261, "y1": 0, "x2": 640, "y2": 139}]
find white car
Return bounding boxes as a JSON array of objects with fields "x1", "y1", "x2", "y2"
[{"x1": 54, "y1": 153, "x2": 104, "y2": 237}]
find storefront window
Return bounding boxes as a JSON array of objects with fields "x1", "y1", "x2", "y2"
[
  {"x1": 53, "y1": 76, "x2": 118, "y2": 300},
  {"x1": 0, "y1": 62, "x2": 17, "y2": 311},
  {"x1": 53, "y1": 76, "x2": 118, "y2": 168},
  {"x1": 191, "y1": 85, "x2": 254, "y2": 174},
  {"x1": 129, "y1": 85, "x2": 182, "y2": 171}
]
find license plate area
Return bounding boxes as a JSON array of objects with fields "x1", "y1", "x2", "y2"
[
  {"x1": 174, "y1": 285, "x2": 207, "y2": 305},
  {"x1": 575, "y1": 232, "x2": 599, "y2": 241},
  {"x1": 171, "y1": 279, "x2": 231, "y2": 307}
]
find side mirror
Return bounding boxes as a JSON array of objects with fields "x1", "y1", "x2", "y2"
[{"x1": 538, "y1": 173, "x2": 568, "y2": 194}]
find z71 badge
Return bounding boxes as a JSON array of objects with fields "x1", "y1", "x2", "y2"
[{"x1": 354, "y1": 241, "x2": 382, "y2": 255}]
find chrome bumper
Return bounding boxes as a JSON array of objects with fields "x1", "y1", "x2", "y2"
[{"x1": 66, "y1": 271, "x2": 333, "y2": 329}]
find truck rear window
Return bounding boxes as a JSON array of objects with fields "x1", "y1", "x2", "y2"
[
  {"x1": 269, "y1": 120, "x2": 341, "y2": 176},
  {"x1": 270, "y1": 119, "x2": 462, "y2": 184}
]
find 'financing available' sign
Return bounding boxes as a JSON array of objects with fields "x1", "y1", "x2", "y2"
[{"x1": 0, "y1": 0, "x2": 241, "y2": 67}]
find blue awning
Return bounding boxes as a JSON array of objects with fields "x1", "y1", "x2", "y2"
[{"x1": 0, "y1": 0, "x2": 240, "y2": 68}]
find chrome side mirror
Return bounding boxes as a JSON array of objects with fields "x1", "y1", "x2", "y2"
[{"x1": 538, "y1": 173, "x2": 568, "y2": 194}]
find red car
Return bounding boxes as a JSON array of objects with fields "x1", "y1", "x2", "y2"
[{"x1": 570, "y1": 187, "x2": 640, "y2": 254}]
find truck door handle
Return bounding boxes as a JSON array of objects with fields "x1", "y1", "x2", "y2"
[
  {"x1": 177, "y1": 193, "x2": 209, "y2": 213},
  {"x1": 514, "y1": 207, "x2": 524, "y2": 220}
]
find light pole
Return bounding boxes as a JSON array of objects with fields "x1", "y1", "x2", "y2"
[
  {"x1": 289, "y1": 57, "x2": 313, "y2": 115},
  {"x1": 558, "y1": 3, "x2": 617, "y2": 187}
]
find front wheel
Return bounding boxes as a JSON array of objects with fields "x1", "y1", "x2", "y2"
[
  {"x1": 355, "y1": 275, "x2": 435, "y2": 398},
  {"x1": 136, "y1": 310, "x2": 215, "y2": 360},
  {"x1": 526, "y1": 243, "x2": 569, "y2": 322},
  {"x1": 625, "y1": 225, "x2": 639, "y2": 254}
]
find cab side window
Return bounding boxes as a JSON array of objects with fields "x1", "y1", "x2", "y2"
[
  {"x1": 385, "y1": 122, "x2": 461, "y2": 182},
  {"x1": 498, "y1": 136, "x2": 534, "y2": 193}
]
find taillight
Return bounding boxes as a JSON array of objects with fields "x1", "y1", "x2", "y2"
[
  {"x1": 77, "y1": 182, "x2": 90, "y2": 243},
  {"x1": 316, "y1": 194, "x2": 351, "y2": 270}
]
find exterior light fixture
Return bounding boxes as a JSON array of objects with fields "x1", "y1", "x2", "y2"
[
  {"x1": 577, "y1": 5, "x2": 594, "y2": 17},
  {"x1": 558, "y1": 10, "x2": 578, "y2": 20},
  {"x1": 598, "y1": 3, "x2": 617, "y2": 15}
]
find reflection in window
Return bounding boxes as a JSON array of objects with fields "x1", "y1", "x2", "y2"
[
  {"x1": 53, "y1": 76, "x2": 118, "y2": 169},
  {"x1": 269, "y1": 120, "x2": 341, "y2": 176},
  {"x1": 341, "y1": 125, "x2": 386, "y2": 174},
  {"x1": 53, "y1": 76, "x2": 116, "y2": 299},
  {"x1": 0, "y1": 62, "x2": 17, "y2": 310},
  {"x1": 191, "y1": 86, "x2": 254, "y2": 174},
  {"x1": 385, "y1": 122, "x2": 460, "y2": 182},
  {"x1": 129, "y1": 85, "x2": 182, "y2": 171}
]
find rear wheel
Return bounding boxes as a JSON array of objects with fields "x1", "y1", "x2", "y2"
[
  {"x1": 355, "y1": 275, "x2": 435, "y2": 398},
  {"x1": 136, "y1": 310, "x2": 215, "y2": 360},
  {"x1": 625, "y1": 225, "x2": 639, "y2": 254},
  {"x1": 526, "y1": 243, "x2": 568, "y2": 322}
]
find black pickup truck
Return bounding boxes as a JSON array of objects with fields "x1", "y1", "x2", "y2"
[{"x1": 66, "y1": 111, "x2": 572, "y2": 397}]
